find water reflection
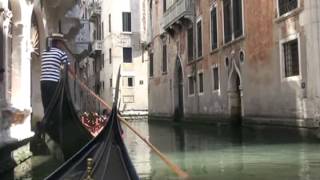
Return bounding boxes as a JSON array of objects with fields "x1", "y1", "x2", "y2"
[
  {"x1": 123, "y1": 119, "x2": 151, "y2": 179},
  {"x1": 7, "y1": 119, "x2": 320, "y2": 180},
  {"x1": 124, "y1": 120, "x2": 320, "y2": 180}
]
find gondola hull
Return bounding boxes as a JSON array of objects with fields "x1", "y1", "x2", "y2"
[
  {"x1": 45, "y1": 67, "x2": 139, "y2": 180},
  {"x1": 42, "y1": 70, "x2": 92, "y2": 160},
  {"x1": 45, "y1": 107, "x2": 139, "y2": 180}
]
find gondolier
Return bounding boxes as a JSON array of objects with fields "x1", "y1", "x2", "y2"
[{"x1": 40, "y1": 33, "x2": 68, "y2": 113}]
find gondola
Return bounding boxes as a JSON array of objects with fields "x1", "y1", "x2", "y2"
[
  {"x1": 40, "y1": 66, "x2": 92, "y2": 160},
  {"x1": 44, "y1": 67, "x2": 139, "y2": 180}
]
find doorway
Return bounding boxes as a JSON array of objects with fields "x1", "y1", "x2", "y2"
[{"x1": 228, "y1": 68, "x2": 242, "y2": 126}]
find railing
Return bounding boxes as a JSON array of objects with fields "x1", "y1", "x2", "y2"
[{"x1": 161, "y1": 0, "x2": 193, "y2": 30}]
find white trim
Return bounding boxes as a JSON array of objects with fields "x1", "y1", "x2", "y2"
[
  {"x1": 276, "y1": 0, "x2": 300, "y2": 18},
  {"x1": 210, "y1": 3, "x2": 219, "y2": 51},
  {"x1": 197, "y1": 70, "x2": 204, "y2": 96},
  {"x1": 211, "y1": 64, "x2": 221, "y2": 94},
  {"x1": 187, "y1": 74, "x2": 195, "y2": 97},
  {"x1": 196, "y1": 16, "x2": 203, "y2": 58},
  {"x1": 279, "y1": 33, "x2": 301, "y2": 82}
]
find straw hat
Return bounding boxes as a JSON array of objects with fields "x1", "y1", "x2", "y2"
[{"x1": 49, "y1": 33, "x2": 66, "y2": 42}]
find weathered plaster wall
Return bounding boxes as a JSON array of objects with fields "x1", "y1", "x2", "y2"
[
  {"x1": 149, "y1": 0, "x2": 320, "y2": 127},
  {"x1": 101, "y1": 0, "x2": 149, "y2": 114}
]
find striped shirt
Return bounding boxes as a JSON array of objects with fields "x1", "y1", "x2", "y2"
[{"x1": 41, "y1": 47, "x2": 68, "y2": 82}]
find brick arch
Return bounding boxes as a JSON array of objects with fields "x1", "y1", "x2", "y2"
[{"x1": 228, "y1": 59, "x2": 242, "y2": 92}]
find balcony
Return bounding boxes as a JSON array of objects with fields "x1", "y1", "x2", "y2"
[
  {"x1": 92, "y1": 40, "x2": 103, "y2": 52},
  {"x1": 89, "y1": 3, "x2": 101, "y2": 21},
  {"x1": 161, "y1": 0, "x2": 194, "y2": 32}
]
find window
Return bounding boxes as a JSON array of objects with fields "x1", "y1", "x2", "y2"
[
  {"x1": 187, "y1": 27, "x2": 193, "y2": 62},
  {"x1": 123, "y1": 47, "x2": 132, "y2": 63},
  {"x1": 239, "y1": 51, "x2": 245, "y2": 63},
  {"x1": 283, "y1": 39, "x2": 299, "y2": 77},
  {"x1": 109, "y1": 48, "x2": 112, "y2": 64},
  {"x1": 211, "y1": 6, "x2": 218, "y2": 50},
  {"x1": 162, "y1": 44, "x2": 167, "y2": 73},
  {"x1": 110, "y1": 78, "x2": 112, "y2": 87},
  {"x1": 102, "y1": 81, "x2": 105, "y2": 90},
  {"x1": 223, "y1": 0, "x2": 243, "y2": 43},
  {"x1": 122, "y1": 12, "x2": 131, "y2": 32},
  {"x1": 223, "y1": 0, "x2": 232, "y2": 43},
  {"x1": 225, "y1": 57, "x2": 230, "y2": 67},
  {"x1": 101, "y1": 54, "x2": 104, "y2": 69},
  {"x1": 233, "y1": 0, "x2": 243, "y2": 38},
  {"x1": 196, "y1": 19, "x2": 202, "y2": 58},
  {"x1": 108, "y1": 14, "x2": 111, "y2": 32},
  {"x1": 188, "y1": 76, "x2": 195, "y2": 95},
  {"x1": 97, "y1": 18, "x2": 102, "y2": 40},
  {"x1": 128, "y1": 77, "x2": 134, "y2": 87},
  {"x1": 149, "y1": 53, "x2": 154, "y2": 77},
  {"x1": 123, "y1": 77, "x2": 135, "y2": 87},
  {"x1": 213, "y1": 66, "x2": 219, "y2": 90},
  {"x1": 139, "y1": 80, "x2": 144, "y2": 85},
  {"x1": 278, "y1": 0, "x2": 298, "y2": 16},
  {"x1": 93, "y1": 61, "x2": 97, "y2": 73},
  {"x1": 163, "y1": 0, "x2": 166, "y2": 13},
  {"x1": 198, "y1": 72, "x2": 204, "y2": 93}
]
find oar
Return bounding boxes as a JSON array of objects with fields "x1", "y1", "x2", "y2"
[{"x1": 68, "y1": 72, "x2": 189, "y2": 178}]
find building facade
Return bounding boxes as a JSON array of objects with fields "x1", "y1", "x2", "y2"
[
  {"x1": 0, "y1": 0, "x2": 86, "y2": 175},
  {"x1": 148, "y1": 0, "x2": 320, "y2": 128},
  {"x1": 68, "y1": 0, "x2": 103, "y2": 113},
  {"x1": 101, "y1": 0, "x2": 149, "y2": 115}
]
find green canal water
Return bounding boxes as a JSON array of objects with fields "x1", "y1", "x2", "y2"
[{"x1": 10, "y1": 120, "x2": 320, "y2": 179}]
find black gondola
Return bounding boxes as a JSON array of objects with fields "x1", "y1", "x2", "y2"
[
  {"x1": 45, "y1": 67, "x2": 139, "y2": 180},
  {"x1": 40, "y1": 65, "x2": 92, "y2": 160}
]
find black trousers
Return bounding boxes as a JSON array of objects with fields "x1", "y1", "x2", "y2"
[{"x1": 41, "y1": 81, "x2": 59, "y2": 114}]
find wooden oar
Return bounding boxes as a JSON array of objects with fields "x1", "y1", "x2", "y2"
[{"x1": 68, "y1": 72, "x2": 189, "y2": 178}]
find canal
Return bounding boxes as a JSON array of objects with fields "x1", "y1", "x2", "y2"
[{"x1": 9, "y1": 119, "x2": 320, "y2": 179}]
